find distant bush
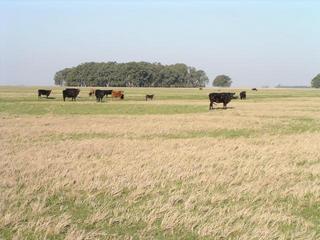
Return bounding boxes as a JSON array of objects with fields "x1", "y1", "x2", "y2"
[
  {"x1": 212, "y1": 75, "x2": 232, "y2": 87},
  {"x1": 311, "y1": 74, "x2": 320, "y2": 88}
]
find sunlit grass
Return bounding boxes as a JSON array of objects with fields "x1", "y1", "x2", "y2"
[{"x1": 1, "y1": 86, "x2": 320, "y2": 239}]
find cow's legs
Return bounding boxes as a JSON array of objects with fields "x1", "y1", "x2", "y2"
[
  {"x1": 223, "y1": 103, "x2": 227, "y2": 109},
  {"x1": 209, "y1": 101, "x2": 213, "y2": 110}
]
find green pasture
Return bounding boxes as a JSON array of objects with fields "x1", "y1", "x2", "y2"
[{"x1": 1, "y1": 86, "x2": 319, "y2": 115}]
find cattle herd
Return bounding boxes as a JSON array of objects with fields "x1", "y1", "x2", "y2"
[
  {"x1": 37, "y1": 88, "x2": 256, "y2": 110},
  {"x1": 38, "y1": 88, "x2": 125, "y2": 102}
]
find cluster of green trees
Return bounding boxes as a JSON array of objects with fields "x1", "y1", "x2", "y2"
[
  {"x1": 54, "y1": 62, "x2": 209, "y2": 87},
  {"x1": 54, "y1": 63, "x2": 320, "y2": 88}
]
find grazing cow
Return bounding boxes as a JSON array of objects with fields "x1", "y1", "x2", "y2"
[
  {"x1": 104, "y1": 90, "x2": 113, "y2": 96},
  {"x1": 95, "y1": 89, "x2": 112, "y2": 102},
  {"x1": 240, "y1": 91, "x2": 246, "y2": 100},
  {"x1": 145, "y1": 94, "x2": 154, "y2": 101},
  {"x1": 89, "y1": 89, "x2": 95, "y2": 96},
  {"x1": 209, "y1": 92, "x2": 235, "y2": 110},
  {"x1": 38, "y1": 89, "x2": 52, "y2": 98},
  {"x1": 111, "y1": 90, "x2": 124, "y2": 99},
  {"x1": 199, "y1": 87, "x2": 203, "y2": 90},
  {"x1": 62, "y1": 88, "x2": 80, "y2": 101},
  {"x1": 252, "y1": 88, "x2": 258, "y2": 91}
]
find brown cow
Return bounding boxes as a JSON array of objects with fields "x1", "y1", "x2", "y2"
[
  {"x1": 89, "y1": 89, "x2": 95, "y2": 96},
  {"x1": 145, "y1": 94, "x2": 154, "y2": 101},
  {"x1": 111, "y1": 90, "x2": 124, "y2": 99}
]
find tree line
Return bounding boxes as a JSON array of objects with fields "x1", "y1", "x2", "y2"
[{"x1": 54, "y1": 62, "x2": 209, "y2": 87}]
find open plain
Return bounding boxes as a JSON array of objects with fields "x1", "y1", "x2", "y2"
[{"x1": 1, "y1": 87, "x2": 320, "y2": 239}]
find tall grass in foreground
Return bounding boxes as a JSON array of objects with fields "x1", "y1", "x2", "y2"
[{"x1": 1, "y1": 87, "x2": 320, "y2": 239}]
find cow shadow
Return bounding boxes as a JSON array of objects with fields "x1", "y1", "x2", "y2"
[
  {"x1": 39, "y1": 97, "x2": 56, "y2": 100},
  {"x1": 210, "y1": 107, "x2": 234, "y2": 110}
]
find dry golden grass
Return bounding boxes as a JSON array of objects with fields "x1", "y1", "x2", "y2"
[{"x1": 1, "y1": 87, "x2": 320, "y2": 239}]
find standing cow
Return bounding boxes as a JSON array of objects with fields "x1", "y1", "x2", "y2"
[
  {"x1": 240, "y1": 91, "x2": 246, "y2": 100},
  {"x1": 38, "y1": 89, "x2": 52, "y2": 99},
  {"x1": 145, "y1": 94, "x2": 154, "y2": 101},
  {"x1": 62, "y1": 88, "x2": 80, "y2": 101},
  {"x1": 95, "y1": 89, "x2": 112, "y2": 102},
  {"x1": 111, "y1": 90, "x2": 124, "y2": 100},
  {"x1": 89, "y1": 89, "x2": 95, "y2": 97},
  {"x1": 209, "y1": 92, "x2": 235, "y2": 110}
]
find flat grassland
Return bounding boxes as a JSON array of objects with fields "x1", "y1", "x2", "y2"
[{"x1": 1, "y1": 87, "x2": 320, "y2": 239}]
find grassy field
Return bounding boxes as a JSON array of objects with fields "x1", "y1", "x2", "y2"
[{"x1": 1, "y1": 86, "x2": 320, "y2": 239}]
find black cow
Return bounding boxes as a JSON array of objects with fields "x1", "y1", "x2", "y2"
[
  {"x1": 209, "y1": 92, "x2": 235, "y2": 110},
  {"x1": 62, "y1": 88, "x2": 80, "y2": 101},
  {"x1": 38, "y1": 89, "x2": 52, "y2": 98},
  {"x1": 240, "y1": 91, "x2": 246, "y2": 100},
  {"x1": 145, "y1": 94, "x2": 154, "y2": 101},
  {"x1": 252, "y1": 88, "x2": 258, "y2": 91},
  {"x1": 105, "y1": 90, "x2": 113, "y2": 96},
  {"x1": 95, "y1": 89, "x2": 112, "y2": 102}
]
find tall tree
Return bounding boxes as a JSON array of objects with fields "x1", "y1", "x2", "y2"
[{"x1": 212, "y1": 75, "x2": 232, "y2": 87}]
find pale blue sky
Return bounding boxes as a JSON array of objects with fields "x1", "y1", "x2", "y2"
[{"x1": 1, "y1": 0, "x2": 319, "y2": 87}]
